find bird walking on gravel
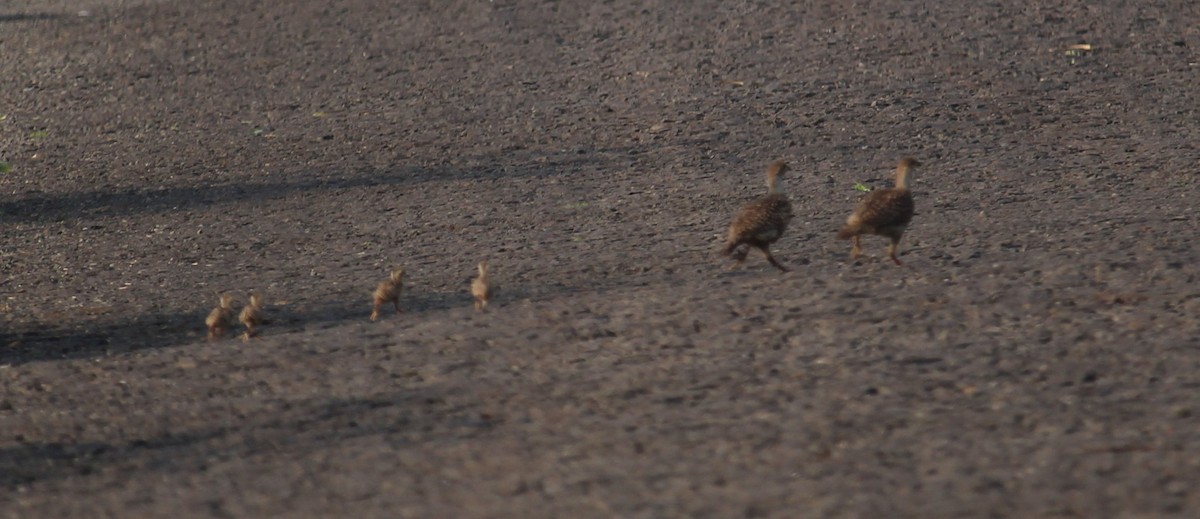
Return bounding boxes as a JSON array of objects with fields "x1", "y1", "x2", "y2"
[
  {"x1": 205, "y1": 293, "x2": 236, "y2": 341},
  {"x1": 838, "y1": 157, "x2": 920, "y2": 265},
  {"x1": 370, "y1": 267, "x2": 405, "y2": 321},
  {"x1": 239, "y1": 291, "x2": 265, "y2": 342},
  {"x1": 471, "y1": 261, "x2": 492, "y2": 311},
  {"x1": 721, "y1": 160, "x2": 794, "y2": 272}
]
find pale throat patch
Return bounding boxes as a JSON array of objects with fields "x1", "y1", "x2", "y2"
[{"x1": 767, "y1": 177, "x2": 785, "y2": 195}]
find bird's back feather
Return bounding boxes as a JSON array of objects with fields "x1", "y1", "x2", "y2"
[
  {"x1": 725, "y1": 194, "x2": 793, "y2": 251},
  {"x1": 841, "y1": 188, "x2": 913, "y2": 237},
  {"x1": 472, "y1": 277, "x2": 490, "y2": 300},
  {"x1": 239, "y1": 306, "x2": 262, "y2": 327},
  {"x1": 206, "y1": 307, "x2": 230, "y2": 328}
]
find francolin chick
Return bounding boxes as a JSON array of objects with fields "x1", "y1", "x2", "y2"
[
  {"x1": 721, "y1": 160, "x2": 794, "y2": 272},
  {"x1": 239, "y1": 291, "x2": 265, "y2": 342},
  {"x1": 205, "y1": 293, "x2": 236, "y2": 341},
  {"x1": 371, "y1": 267, "x2": 405, "y2": 321},
  {"x1": 471, "y1": 261, "x2": 492, "y2": 311},
  {"x1": 838, "y1": 157, "x2": 920, "y2": 265}
]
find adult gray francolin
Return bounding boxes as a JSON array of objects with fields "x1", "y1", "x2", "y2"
[
  {"x1": 239, "y1": 291, "x2": 265, "y2": 342},
  {"x1": 837, "y1": 157, "x2": 920, "y2": 265},
  {"x1": 205, "y1": 293, "x2": 236, "y2": 341},
  {"x1": 721, "y1": 160, "x2": 794, "y2": 272},
  {"x1": 370, "y1": 267, "x2": 405, "y2": 321},
  {"x1": 471, "y1": 261, "x2": 492, "y2": 311}
]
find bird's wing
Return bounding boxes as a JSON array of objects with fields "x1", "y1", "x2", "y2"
[
  {"x1": 731, "y1": 195, "x2": 792, "y2": 236},
  {"x1": 855, "y1": 189, "x2": 913, "y2": 228}
]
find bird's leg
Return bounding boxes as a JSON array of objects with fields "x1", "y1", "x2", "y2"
[
  {"x1": 887, "y1": 237, "x2": 903, "y2": 266},
  {"x1": 474, "y1": 299, "x2": 483, "y2": 312},
  {"x1": 393, "y1": 300, "x2": 403, "y2": 315},
  {"x1": 759, "y1": 245, "x2": 790, "y2": 273},
  {"x1": 850, "y1": 236, "x2": 862, "y2": 259},
  {"x1": 733, "y1": 245, "x2": 749, "y2": 262},
  {"x1": 726, "y1": 245, "x2": 749, "y2": 270},
  {"x1": 370, "y1": 303, "x2": 381, "y2": 322}
]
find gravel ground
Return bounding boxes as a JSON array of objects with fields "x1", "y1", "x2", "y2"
[{"x1": 2, "y1": 0, "x2": 1200, "y2": 517}]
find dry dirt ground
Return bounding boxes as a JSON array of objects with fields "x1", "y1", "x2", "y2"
[{"x1": 2, "y1": 0, "x2": 1200, "y2": 517}]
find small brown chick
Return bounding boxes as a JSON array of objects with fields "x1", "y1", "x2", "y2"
[
  {"x1": 371, "y1": 267, "x2": 405, "y2": 321},
  {"x1": 239, "y1": 291, "x2": 265, "y2": 342},
  {"x1": 471, "y1": 261, "x2": 492, "y2": 311},
  {"x1": 205, "y1": 293, "x2": 236, "y2": 341},
  {"x1": 837, "y1": 157, "x2": 920, "y2": 265},
  {"x1": 721, "y1": 160, "x2": 794, "y2": 272}
]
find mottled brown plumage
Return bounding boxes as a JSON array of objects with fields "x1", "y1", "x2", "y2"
[
  {"x1": 205, "y1": 293, "x2": 236, "y2": 341},
  {"x1": 370, "y1": 267, "x2": 405, "y2": 321},
  {"x1": 472, "y1": 261, "x2": 492, "y2": 311},
  {"x1": 239, "y1": 291, "x2": 265, "y2": 342},
  {"x1": 722, "y1": 161, "x2": 794, "y2": 272},
  {"x1": 838, "y1": 157, "x2": 920, "y2": 265}
]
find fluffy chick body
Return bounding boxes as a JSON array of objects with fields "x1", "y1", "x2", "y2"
[
  {"x1": 239, "y1": 291, "x2": 265, "y2": 341},
  {"x1": 205, "y1": 293, "x2": 236, "y2": 341},
  {"x1": 472, "y1": 261, "x2": 492, "y2": 311},
  {"x1": 371, "y1": 268, "x2": 405, "y2": 321}
]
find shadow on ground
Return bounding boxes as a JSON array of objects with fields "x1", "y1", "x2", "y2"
[
  {"x1": 0, "y1": 13, "x2": 61, "y2": 23},
  {"x1": 0, "y1": 277, "x2": 606, "y2": 366},
  {"x1": 0, "y1": 145, "x2": 654, "y2": 225},
  {"x1": 0, "y1": 385, "x2": 475, "y2": 489}
]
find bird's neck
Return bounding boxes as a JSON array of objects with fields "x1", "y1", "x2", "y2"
[
  {"x1": 767, "y1": 176, "x2": 784, "y2": 196},
  {"x1": 893, "y1": 167, "x2": 911, "y2": 190}
]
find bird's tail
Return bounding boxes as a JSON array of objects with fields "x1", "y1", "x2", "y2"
[{"x1": 836, "y1": 225, "x2": 857, "y2": 240}]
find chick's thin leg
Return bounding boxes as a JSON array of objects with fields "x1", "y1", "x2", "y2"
[
  {"x1": 370, "y1": 303, "x2": 382, "y2": 322},
  {"x1": 887, "y1": 236, "x2": 903, "y2": 266},
  {"x1": 758, "y1": 245, "x2": 789, "y2": 273},
  {"x1": 393, "y1": 300, "x2": 402, "y2": 315},
  {"x1": 850, "y1": 235, "x2": 862, "y2": 260},
  {"x1": 726, "y1": 244, "x2": 749, "y2": 271}
]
